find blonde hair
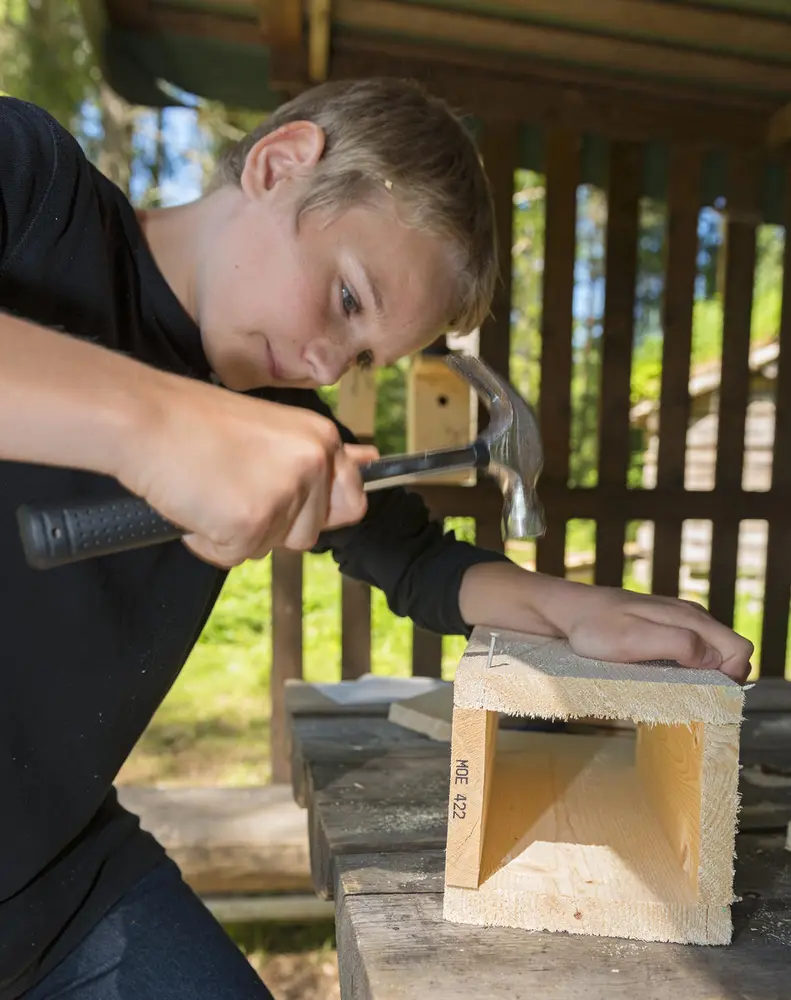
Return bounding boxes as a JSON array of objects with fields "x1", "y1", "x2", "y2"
[{"x1": 211, "y1": 77, "x2": 497, "y2": 334}]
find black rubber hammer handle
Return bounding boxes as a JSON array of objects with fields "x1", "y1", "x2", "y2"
[{"x1": 16, "y1": 442, "x2": 487, "y2": 570}]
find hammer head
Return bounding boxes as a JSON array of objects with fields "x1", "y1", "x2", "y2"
[{"x1": 446, "y1": 354, "x2": 545, "y2": 541}]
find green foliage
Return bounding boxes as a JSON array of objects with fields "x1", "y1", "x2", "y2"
[{"x1": 0, "y1": 0, "x2": 98, "y2": 132}]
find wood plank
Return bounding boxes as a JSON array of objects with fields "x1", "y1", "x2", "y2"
[
  {"x1": 284, "y1": 680, "x2": 390, "y2": 718},
  {"x1": 290, "y1": 714, "x2": 445, "y2": 808},
  {"x1": 760, "y1": 164, "x2": 791, "y2": 677},
  {"x1": 334, "y1": 849, "x2": 446, "y2": 902},
  {"x1": 471, "y1": 0, "x2": 791, "y2": 61},
  {"x1": 333, "y1": 0, "x2": 791, "y2": 96},
  {"x1": 415, "y1": 481, "x2": 791, "y2": 524},
  {"x1": 126, "y1": 6, "x2": 777, "y2": 142},
  {"x1": 473, "y1": 518, "x2": 505, "y2": 554},
  {"x1": 768, "y1": 101, "x2": 791, "y2": 149},
  {"x1": 116, "y1": 784, "x2": 311, "y2": 895},
  {"x1": 307, "y1": 754, "x2": 450, "y2": 898},
  {"x1": 595, "y1": 141, "x2": 642, "y2": 588},
  {"x1": 338, "y1": 879, "x2": 791, "y2": 1000},
  {"x1": 195, "y1": 0, "x2": 791, "y2": 59},
  {"x1": 651, "y1": 145, "x2": 702, "y2": 598},
  {"x1": 545, "y1": 484, "x2": 791, "y2": 520},
  {"x1": 411, "y1": 627, "x2": 443, "y2": 678},
  {"x1": 262, "y1": 0, "x2": 306, "y2": 87},
  {"x1": 387, "y1": 684, "x2": 454, "y2": 742},
  {"x1": 334, "y1": 830, "x2": 788, "y2": 900},
  {"x1": 470, "y1": 117, "x2": 515, "y2": 571},
  {"x1": 477, "y1": 119, "x2": 518, "y2": 382},
  {"x1": 330, "y1": 31, "x2": 775, "y2": 120},
  {"x1": 454, "y1": 627, "x2": 744, "y2": 724},
  {"x1": 536, "y1": 128, "x2": 580, "y2": 579},
  {"x1": 444, "y1": 707, "x2": 499, "y2": 889},
  {"x1": 708, "y1": 153, "x2": 760, "y2": 628},
  {"x1": 307, "y1": 0, "x2": 331, "y2": 82},
  {"x1": 739, "y1": 764, "x2": 791, "y2": 831},
  {"x1": 745, "y1": 678, "x2": 791, "y2": 712},
  {"x1": 271, "y1": 549, "x2": 303, "y2": 783},
  {"x1": 341, "y1": 576, "x2": 371, "y2": 679}
]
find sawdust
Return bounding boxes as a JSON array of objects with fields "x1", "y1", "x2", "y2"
[
  {"x1": 595, "y1": 939, "x2": 649, "y2": 960},
  {"x1": 747, "y1": 905, "x2": 791, "y2": 947}
]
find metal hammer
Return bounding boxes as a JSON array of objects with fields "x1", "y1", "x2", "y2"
[{"x1": 16, "y1": 354, "x2": 545, "y2": 570}]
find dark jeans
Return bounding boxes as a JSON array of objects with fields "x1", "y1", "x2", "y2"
[{"x1": 26, "y1": 859, "x2": 275, "y2": 1000}]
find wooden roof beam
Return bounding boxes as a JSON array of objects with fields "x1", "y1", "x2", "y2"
[
  {"x1": 332, "y1": 0, "x2": 791, "y2": 97},
  {"x1": 259, "y1": 0, "x2": 307, "y2": 91},
  {"x1": 483, "y1": 0, "x2": 791, "y2": 64}
]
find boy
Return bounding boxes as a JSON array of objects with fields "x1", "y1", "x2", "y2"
[{"x1": 0, "y1": 78, "x2": 751, "y2": 999}]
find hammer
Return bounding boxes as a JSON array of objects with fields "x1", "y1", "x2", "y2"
[{"x1": 16, "y1": 355, "x2": 545, "y2": 570}]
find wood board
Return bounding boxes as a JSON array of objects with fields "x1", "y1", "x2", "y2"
[
  {"x1": 336, "y1": 835, "x2": 791, "y2": 1000},
  {"x1": 117, "y1": 784, "x2": 311, "y2": 895}
]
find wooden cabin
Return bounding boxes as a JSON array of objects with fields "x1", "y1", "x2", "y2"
[{"x1": 84, "y1": 0, "x2": 791, "y2": 778}]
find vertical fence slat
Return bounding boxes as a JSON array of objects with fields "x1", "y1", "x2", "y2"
[
  {"x1": 595, "y1": 141, "x2": 642, "y2": 588},
  {"x1": 341, "y1": 577, "x2": 371, "y2": 679},
  {"x1": 478, "y1": 120, "x2": 518, "y2": 380},
  {"x1": 651, "y1": 145, "x2": 702, "y2": 598},
  {"x1": 708, "y1": 153, "x2": 759, "y2": 628},
  {"x1": 409, "y1": 118, "x2": 517, "y2": 679},
  {"x1": 271, "y1": 549, "x2": 303, "y2": 783},
  {"x1": 412, "y1": 628, "x2": 443, "y2": 678},
  {"x1": 760, "y1": 165, "x2": 791, "y2": 678},
  {"x1": 536, "y1": 128, "x2": 580, "y2": 579}
]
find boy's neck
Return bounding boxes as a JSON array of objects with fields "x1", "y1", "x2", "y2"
[{"x1": 135, "y1": 188, "x2": 237, "y2": 327}]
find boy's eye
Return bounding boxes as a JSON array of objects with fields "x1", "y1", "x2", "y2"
[
  {"x1": 341, "y1": 284, "x2": 360, "y2": 317},
  {"x1": 356, "y1": 350, "x2": 374, "y2": 371}
]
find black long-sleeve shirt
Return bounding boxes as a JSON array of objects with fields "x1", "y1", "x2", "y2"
[{"x1": 0, "y1": 98, "x2": 508, "y2": 998}]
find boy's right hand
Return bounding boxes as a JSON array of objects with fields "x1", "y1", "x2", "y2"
[{"x1": 115, "y1": 373, "x2": 376, "y2": 568}]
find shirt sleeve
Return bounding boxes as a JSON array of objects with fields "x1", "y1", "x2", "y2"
[
  {"x1": 0, "y1": 97, "x2": 60, "y2": 272},
  {"x1": 260, "y1": 387, "x2": 512, "y2": 636}
]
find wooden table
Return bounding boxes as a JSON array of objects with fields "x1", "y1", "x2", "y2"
[{"x1": 286, "y1": 682, "x2": 791, "y2": 1000}]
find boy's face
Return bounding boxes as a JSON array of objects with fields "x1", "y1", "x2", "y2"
[{"x1": 196, "y1": 122, "x2": 457, "y2": 392}]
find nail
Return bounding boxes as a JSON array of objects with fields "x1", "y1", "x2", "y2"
[{"x1": 486, "y1": 632, "x2": 498, "y2": 669}]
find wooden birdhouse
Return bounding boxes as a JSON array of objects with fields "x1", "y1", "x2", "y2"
[
  {"x1": 443, "y1": 627, "x2": 744, "y2": 945},
  {"x1": 407, "y1": 352, "x2": 478, "y2": 486}
]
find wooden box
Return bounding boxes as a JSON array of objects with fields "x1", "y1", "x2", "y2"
[{"x1": 443, "y1": 627, "x2": 744, "y2": 945}]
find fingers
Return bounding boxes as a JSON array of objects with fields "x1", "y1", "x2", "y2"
[
  {"x1": 570, "y1": 606, "x2": 753, "y2": 685},
  {"x1": 570, "y1": 617, "x2": 710, "y2": 669},
  {"x1": 345, "y1": 444, "x2": 380, "y2": 465},
  {"x1": 324, "y1": 450, "x2": 369, "y2": 530},
  {"x1": 630, "y1": 599, "x2": 754, "y2": 683}
]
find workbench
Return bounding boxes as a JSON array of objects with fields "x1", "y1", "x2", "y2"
[{"x1": 285, "y1": 680, "x2": 791, "y2": 1000}]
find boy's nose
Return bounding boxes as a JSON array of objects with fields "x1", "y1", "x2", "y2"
[{"x1": 303, "y1": 342, "x2": 351, "y2": 387}]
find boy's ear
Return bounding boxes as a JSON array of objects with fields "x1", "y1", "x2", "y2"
[{"x1": 240, "y1": 121, "x2": 325, "y2": 200}]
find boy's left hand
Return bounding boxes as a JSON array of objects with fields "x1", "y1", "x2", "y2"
[{"x1": 458, "y1": 561, "x2": 754, "y2": 684}]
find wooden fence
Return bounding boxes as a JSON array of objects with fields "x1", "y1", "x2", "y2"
[{"x1": 268, "y1": 122, "x2": 791, "y2": 780}]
